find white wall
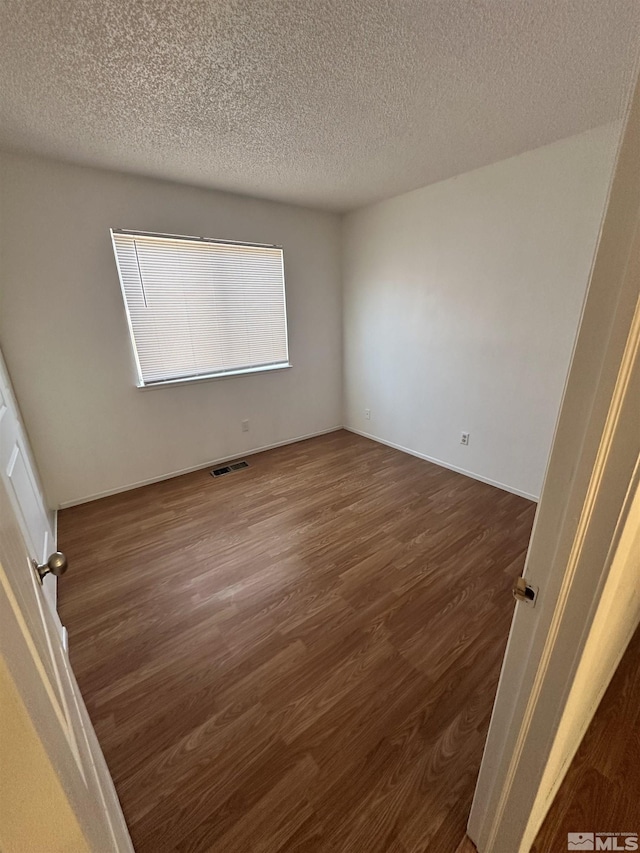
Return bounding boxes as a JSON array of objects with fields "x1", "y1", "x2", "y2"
[
  {"x1": 0, "y1": 153, "x2": 342, "y2": 507},
  {"x1": 0, "y1": 126, "x2": 621, "y2": 508},
  {"x1": 342, "y1": 125, "x2": 619, "y2": 500}
]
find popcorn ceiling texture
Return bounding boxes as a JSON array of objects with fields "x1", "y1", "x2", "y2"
[{"x1": 0, "y1": 0, "x2": 638, "y2": 211}]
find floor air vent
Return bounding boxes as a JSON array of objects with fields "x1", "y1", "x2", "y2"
[{"x1": 210, "y1": 460, "x2": 249, "y2": 478}]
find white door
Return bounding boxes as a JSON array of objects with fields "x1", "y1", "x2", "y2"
[
  {"x1": 0, "y1": 351, "x2": 60, "y2": 632},
  {"x1": 467, "y1": 72, "x2": 640, "y2": 851},
  {"x1": 0, "y1": 354, "x2": 133, "y2": 851}
]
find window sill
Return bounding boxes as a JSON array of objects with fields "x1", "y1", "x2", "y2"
[{"x1": 136, "y1": 362, "x2": 292, "y2": 389}]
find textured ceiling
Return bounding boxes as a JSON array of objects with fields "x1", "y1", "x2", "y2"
[{"x1": 0, "y1": 1, "x2": 639, "y2": 211}]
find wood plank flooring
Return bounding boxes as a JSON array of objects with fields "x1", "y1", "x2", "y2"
[
  {"x1": 533, "y1": 625, "x2": 640, "y2": 851},
  {"x1": 58, "y1": 430, "x2": 536, "y2": 852}
]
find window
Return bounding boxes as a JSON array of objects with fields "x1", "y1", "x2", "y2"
[{"x1": 111, "y1": 229, "x2": 290, "y2": 387}]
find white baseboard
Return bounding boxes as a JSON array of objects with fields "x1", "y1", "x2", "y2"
[
  {"x1": 59, "y1": 424, "x2": 538, "y2": 508},
  {"x1": 344, "y1": 426, "x2": 539, "y2": 502},
  {"x1": 58, "y1": 426, "x2": 344, "y2": 509}
]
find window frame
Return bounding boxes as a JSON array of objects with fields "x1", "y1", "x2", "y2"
[{"x1": 111, "y1": 229, "x2": 291, "y2": 389}]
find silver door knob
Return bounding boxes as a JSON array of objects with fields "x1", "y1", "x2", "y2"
[{"x1": 33, "y1": 551, "x2": 68, "y2": 584}]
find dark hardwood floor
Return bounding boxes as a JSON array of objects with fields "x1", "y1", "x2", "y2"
[
  {"x1": 533, "y1": 625, "x2": 640, "y2": 852},
  {"x1": 58, "y1": 430, "x2": 536, "y2": 852}
]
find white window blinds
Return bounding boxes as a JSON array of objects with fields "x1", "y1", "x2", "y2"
[{"x1": 111, "y1": 230, "x2": 290, "y2": 387}]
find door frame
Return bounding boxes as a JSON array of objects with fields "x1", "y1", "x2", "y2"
[{"x1": 468, "y1": 69, "x2": 640, "y2": 851}]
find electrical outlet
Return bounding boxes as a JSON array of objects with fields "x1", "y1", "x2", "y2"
[
  {"x1": 460, "y1": 431, "x2": 470, "y2": 446},
  {"x1": 364, "y1": 409, "x2": 371, "y2": 420},
  {"x1": 241, "y1": 419, "x2": 250, "y2": 433}
]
